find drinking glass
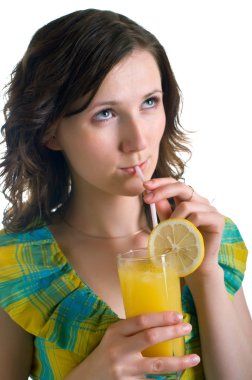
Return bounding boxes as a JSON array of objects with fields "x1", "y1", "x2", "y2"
[{"x1": 117, "y1": 248, "x2": 184, "y2": 380}]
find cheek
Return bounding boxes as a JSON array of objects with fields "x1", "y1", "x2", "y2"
[
  {"x1": 150, "y1": 112, "x2": 166, "y2": 145},
  {"x1": 160, "y1": 113, "x2": 166, "y2": 138},
  {"x1": 62, "y1": 132, "x2": 116, "y2": 176}
]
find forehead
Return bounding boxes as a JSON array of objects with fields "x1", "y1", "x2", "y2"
[
  {"x1": 94, "y1": 49, "x2": 161, "y2": 99},
  {"x1": 111, "y1": 49, "x2": 159, "y2": 75},
  {"x1": 65, "y1": 50, "x2": 161, "y2": 114}
]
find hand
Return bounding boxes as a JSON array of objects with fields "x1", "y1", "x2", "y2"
[
  {"x1": 79, "y1": 312, "x2": 200, "y2": 379},
  {"x1": 143, "y1": 178, "x2": 225, "y2": 277}
]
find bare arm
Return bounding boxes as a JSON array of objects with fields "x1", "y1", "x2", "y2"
[
  {"x1": 186, "y1": 269, "x2": 252, "y2": 380},
  {"x1": 0, "y1": 307, "x2": 33, "y2": 380},
  {"x1": 233, "y1": 286, "x2": 252, "y2": 337}
]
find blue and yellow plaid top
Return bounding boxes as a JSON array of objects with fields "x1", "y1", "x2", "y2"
[{"x1": 0, "y1": 217, "x2": 248, "y2": 380}]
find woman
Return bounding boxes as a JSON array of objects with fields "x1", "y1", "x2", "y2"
[{"x1": 0, "y1": 9, "x2": 251, "y2": 380}]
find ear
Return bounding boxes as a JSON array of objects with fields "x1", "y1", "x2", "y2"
[
  {"x1": 43, "y1": 121, "x2": 62, "y2": 151},
  {"x1": 45, "y1": 135, "x2": 62, "y2": 151}
]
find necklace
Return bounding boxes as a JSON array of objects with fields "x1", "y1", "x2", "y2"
[{"x1": 62, "y1": 218, "x2": 149, "y2": 240}]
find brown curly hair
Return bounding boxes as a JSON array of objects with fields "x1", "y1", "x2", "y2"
[{"x1": 0, "y1": 9, "x2": 191, "y2": 232}]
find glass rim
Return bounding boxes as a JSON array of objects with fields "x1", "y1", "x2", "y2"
[{"x1": 117, "y1": 248, "x2": 173, "y2": 262}]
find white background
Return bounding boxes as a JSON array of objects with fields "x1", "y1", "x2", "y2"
[{"x1": 0, "y1": 0, "x2": 251, "y2": 316}]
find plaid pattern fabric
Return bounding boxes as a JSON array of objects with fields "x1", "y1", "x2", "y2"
[{"x1": 0, "y1": 217, "x2": 248, "y2": 379}]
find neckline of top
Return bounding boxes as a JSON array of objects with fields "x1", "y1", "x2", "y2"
[{"x1": 39, "y1": 225, "x2": 120, "y2": 320}]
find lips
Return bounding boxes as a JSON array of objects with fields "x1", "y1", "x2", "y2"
[{"x1": 120, "y1": 160, "x2": 148, "y2": 174}]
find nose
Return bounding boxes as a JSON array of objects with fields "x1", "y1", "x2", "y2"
[{"x1": 119, "y1": 115, "x2": 147, "y2": 153}]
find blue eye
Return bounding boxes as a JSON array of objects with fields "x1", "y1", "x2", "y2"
[
  {"x1": 142, "y1": 96, "x2": 159, "y2": 109},
  {"x1": 94, "y1": 109, "x2": 113, "y2": 121}
]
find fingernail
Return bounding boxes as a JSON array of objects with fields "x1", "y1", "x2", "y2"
[
  {"x1": 173, "y1": 313, "x2": 183, "y2": 322},
  {"x1": 144, "y1": 191, "x2": 153, "y2": 200},
  {"x1": 182, "y1": 323, "x2": 192, "y2": 332},
  {"x1": 190, "y1": 355, "x2": 200, "y2": 364}
]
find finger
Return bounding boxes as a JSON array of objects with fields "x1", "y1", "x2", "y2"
[
  {"x1": 112, "y1": 312, "x2": 183, "y2": 336},
  {"x1": 155, "y1": 199, "x2": 173, "y2": 221},
  {"x1": 144, "y1": 181, "x2": 187, "y2": 203},
  {"x1": 126, "y1": 323, "x2": 192, "y2": 353},
  {"x1": 144, "y1": 181, "x2": 209, "y2": 206},
  {"x1": 138, "y1": 354, "x2": 201, "y2": 376},
  {"x1": 170, "y1": 201, "x2": 217, "y2": 219},
  {"x1": 188, "y1": 211, "x2": 225, "y2": 233},
  {"x1": 144, "y1": 178, "x2": 177, "y2": 190}
]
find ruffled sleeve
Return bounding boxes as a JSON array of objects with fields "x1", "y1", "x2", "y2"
[
  {"x1": 218, "y1": 217, "x2": 248, "y2": 298},
  {"x1": 0, "y1": 227, "x2": 119, "y2": 356},
  {"x1": 0, "y1": 227, "x2": 79, "y2": 335}
]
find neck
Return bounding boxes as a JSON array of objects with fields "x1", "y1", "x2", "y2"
[{"x1": 60, "y1": 187, "x2": 147, "y2": 238}]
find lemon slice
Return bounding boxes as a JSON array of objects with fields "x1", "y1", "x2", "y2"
[{"x1": 148, "y1": 218, "x2": 204, "y2": 277}]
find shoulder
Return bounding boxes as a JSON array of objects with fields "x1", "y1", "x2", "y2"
[
  {"x1": 221, "y1": 217, "x2": 247, "y2": 244},
  {"x1": 219, "y1": 217, "x2": 248, "y2": 297},
  {"x1": 0, "y1": 225, "x2": 81, "y2": 336},
  {"x1": 0, "y1": 225, "x2": 56, "y2": 269},
  {"x1": 0, "y1": 225, "x2": 53, "y2": 246},
  {"x1": 220, "y1": 217, "x2": 248, "y2": 265}
]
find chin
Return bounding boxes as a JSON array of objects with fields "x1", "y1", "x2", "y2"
[{"x1": 121, "y1": 183, "x2": 144, "y2": 197}]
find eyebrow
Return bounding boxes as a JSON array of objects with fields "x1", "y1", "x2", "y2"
[{"x1": 90, "y1": 89, "x2": 163, "y2": 108}]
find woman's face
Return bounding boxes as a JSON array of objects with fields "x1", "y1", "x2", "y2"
[{"x1": 54, "y1": 49, "x2": 166, "y2": 197}]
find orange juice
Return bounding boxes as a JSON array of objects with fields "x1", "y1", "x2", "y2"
[{"x1": 118, "y1": 251, "x2": 184, "y2": 357}]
